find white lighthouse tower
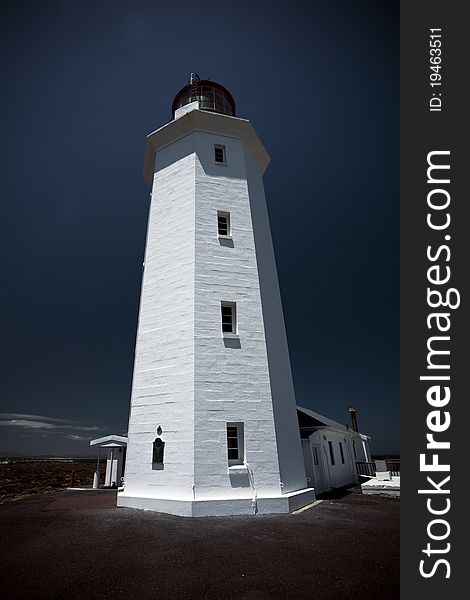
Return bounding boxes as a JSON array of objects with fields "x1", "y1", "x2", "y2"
[{"x1": 118, "y1": 76, "x2": 314, "y2": 516}]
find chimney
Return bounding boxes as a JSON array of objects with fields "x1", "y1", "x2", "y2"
[{"x1": 348, "y1": 406, "x2": 359, "y2": 432}]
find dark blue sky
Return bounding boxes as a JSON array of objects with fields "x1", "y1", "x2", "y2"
[{"x1": 0, "y1": 1, "x2": 399, "y2": 456}]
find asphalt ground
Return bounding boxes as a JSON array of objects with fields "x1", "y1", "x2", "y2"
[{"x1": 0, "y1": 488, "x2": 399, "y2": 600}]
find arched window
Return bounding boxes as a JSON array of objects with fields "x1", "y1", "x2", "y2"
[{"x1": 152, "y1": 438, "x2": 165, "y2": 464}]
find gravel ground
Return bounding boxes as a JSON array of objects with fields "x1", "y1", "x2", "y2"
[{"x1": 0, "y1": 488, "x2": 399, "y2": 600}]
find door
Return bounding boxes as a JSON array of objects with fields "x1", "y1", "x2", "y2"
[
  {"x1": 301, "y1": 439, "x2": 315, "y2": 489},
  {"x1": 310, "y1": 432, "x2": 330, "y2": 495}
]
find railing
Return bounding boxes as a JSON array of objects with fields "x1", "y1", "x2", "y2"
[
  {"x1": 355, "y1": 461, "x2": 376, "y2": 478},
  {"x1": 356, "y1": 459, "x2": 401, "y2": 478},
  {"x1": 385, "y1": 460, "x2": 400, "y2": 476}
]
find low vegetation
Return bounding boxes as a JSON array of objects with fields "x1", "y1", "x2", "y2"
[{"x1": 0, "y1": 458, "x2": 106, "y2": 504}]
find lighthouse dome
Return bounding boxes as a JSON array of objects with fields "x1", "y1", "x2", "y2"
[{"x1": 172, "y1": 75, "x2": 236, "y2": 119}]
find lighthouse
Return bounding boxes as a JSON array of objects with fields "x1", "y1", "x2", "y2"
[{"x1": 117, "y1": 76, "x2": 315, "y2": 516}]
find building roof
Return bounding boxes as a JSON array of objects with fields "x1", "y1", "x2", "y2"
[
  {"x1": 89, "y1": 435, "x2": 128, "y2": 448},
  {"x1": 296, "y1": 405, "x2": 370, "y2": 438}
]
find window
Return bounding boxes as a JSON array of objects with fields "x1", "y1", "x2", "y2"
[
  {"x1": 221, "y1": 301, "x2": 236, "y2": 334},
  {"x1": 152, "y1": 438, "x2": 165, "y2": 464},
  {"x1": 339, "y1": 441, "x2": 345, "y2": 464},
  {"x1": 328, "y1": 441, "x2": 335, "y2": 465},
  {"x1": 352, "y1": 440, "x2": 357, "y2": 459},
  {"x1": 227, "y1": 423, "x2": 244, "y2": 464},
  {"x1": 217, "y1": 211, "x2": 231, "y2": 237},
  {"x1": 214, "y1": 144, "x2": 226, "y2": 164}
]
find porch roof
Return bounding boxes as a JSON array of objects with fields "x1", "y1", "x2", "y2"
[{"x1": 89, "y1": 434, "x2": 128, "y2": 448}]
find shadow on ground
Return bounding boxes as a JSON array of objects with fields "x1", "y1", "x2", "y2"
[{"x1": 316, "y1": 485, "x2": 360, "y2": 500}]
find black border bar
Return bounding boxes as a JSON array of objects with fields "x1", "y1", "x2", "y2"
[{"x1": 401, "y1": 2, "x2": 467, "y2": 595}]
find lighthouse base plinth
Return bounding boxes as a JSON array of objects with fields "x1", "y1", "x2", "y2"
[{"x1": 117, "y1": 488, "x2": 315, "y2": 517}]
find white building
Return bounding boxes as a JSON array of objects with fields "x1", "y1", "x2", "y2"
[
  {"x1": 90, "y1": 435, "x2": 128, "y2": 487},
  {"x1": 297, "y1": 406, "x2": 371, "y2": 494},
  {"x1": 91, "y1": 407, "x2": 372, "y2": 497},
  {"x1": 117, "y1": 77, "x2": 315, "y2": 516}
]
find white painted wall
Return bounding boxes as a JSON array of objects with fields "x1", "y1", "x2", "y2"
[
  {"x1": 245, "y1": 146, "x2": 308, "y2": 494},
  {"x1": 122, "y1": 148, "x2": 196, "y2": 501},
  {"x1": 306, "y1": 429, "x2": 366, "y2": 493},
  {"x1": 193, "y1": 131, "x2": 284, "y2": 499},
  {"x1": 119, "y1": 110, "x2": 311, "y2": 515}
]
